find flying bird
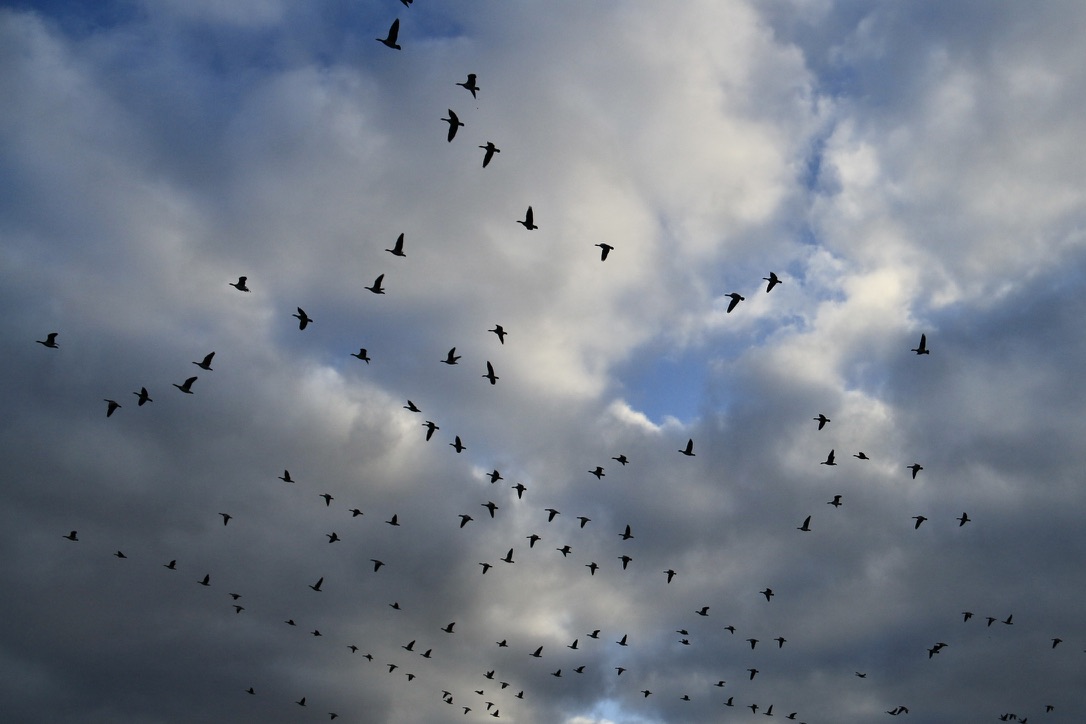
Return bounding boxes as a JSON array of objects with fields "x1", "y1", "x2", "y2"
[
  {"x1": 133, "y1": 387, "x2": 152, "y2": 406},
  {"x1": 595, "y1": 243, "x2": 613, "y2": 261},
  {"x1": 797, "y1": 515, "x2": 812, "y2": 532},
  {"x1": 279, "y1": 470, "x2": 294, "y2": 483},
  {"x1": 665, "y1": 569, "x2": 677, "y2": 583},
  {"x1": 163, "y1": 560, "x2": 176, "y2": 569},
  {"x1": 403, "y1": 400, "x2": 419, "y2": 412},
  {"x1": 386, "y1": 233, "x2": 406, "y2": 257},
  {"x1": 104, "y1": 399, "x2": 121, "y2": 417},
  {"x1": 695, "y1": 606, "x2": 709, "y2": 616},
  {"x1": 479, "y1": 142, "x2": 500, "y2": 167},
  {"x1": 198, "y1": 574, "x2": 211, "y2": 586},
  {"x1": 173, "y1": 376, "x2": 197, "y2": 394},
  {"x1": 679, "y1": 439, "x2": 695, "y2": 456},
  {"x1": 37, "y1": 332, "x2": 59, "y2": 348},
  {"x1": 319, "y1": 493, "x2": 333, "y2": 506},
  {"x1": 821, "y1": 449, "x2": 837, "y2": 466},
  {"x1": 612, "y1": 454, "x2": 629, "y2": 465},
  {"x1": 450, "y1": 436, "x2": 466, "y2": 453},
  {"x1": 526, "y1": 534, "x2": 541, "y2": 548},
  {"x1": 326, "y1": 532, "x2": 340, "y2": 543},
  {"x1": 219, "y1": 513, "x2": 232, "y2": 526},
  {"x1": 618, "y1": 555, "x2": 632, "y2": 569},
  {"x1": 619, "y1": 524, "x2": 633, "y2": 540},
  {"x1": 293, "y1": 307, "x2": 313, "y2": 329},
  {"x1": 763, "y1": 271, "x2": 781, "y2": 292},
  {"x1": 517, "y1": 206, "x2": 537, "y2": 230},
  {"x1": 365, "y1": 274, "x2": 385, "y2": 294},
  {"x1": 556, "y1": 545, "x2": 572, "y2": 557},
  {"x1": 441, "y1": 347, "x2": 461, "y2": 365},
  {"x1": 501, "y1": 548, "x2": 515, "y2": 563},
  {"x1": 957, "y1": 512, "x2": 971, "y2": 526},
  {"x1": 760, "y1": 588, "x2": 774, "y2": 601},
  {"x1": 828, "y1": 495, "x2": 842, "y2": 507},
  {"x1": 512, "y1": 483, "x2": 527, "y2": 499},
  {"x1": 585, "y1": 562, "x2": 598, "y2": 575},
  {"x1": 814, "y1": 413, "x2": 830, "y2": 429},
  {"x1": 907, "y1": 463, "x2": 923, "y2": 478},
  {"x1": 545, "y1": 508, "x2": 560, "y2": 521},
  {"x1": 576, "y1": 516, "x2": 590, "y2": 527},
  {"x1": 483, "y1": 361, "x2": 498, "y2": 385},
  {"x1": 458, "y1": 514, "x2": 473, "y2": 528},
  {"x1": 489, "y1": 325, "x2": 506, "y2": 344},
  {"x1": 229, "y1": 277, "x2": 250, "y2": 292},
  {"x1": 441, "y1": 109, "x2": 464, "y2": 142},
  {"x1": 911, "y1": 333, "x2": 930, "y2": 355},
  {"x1": 309, "y1": 577, "x2": 324, "y2": 592},
  {"x1": 386, "y1": 514, "x2": 400, "y2": 526},
  {"x1": 422, "y1": 421, "x2": 439, "y2": 440},
  {"x1": 63, "y1": 530, "x2": 78, "y2": 541},
  {"x1": 442, "y1": 622, "x2": 456, "y2": 633},
  {"x1": 854, "y1": 451, "x2": 869, "y2": 460},
  {"x1": 589, "y1": 466, "x2": 604, "y2": 479},
  {"x1": 370, "y1": 559, "x2": 385, "y2": 571},
  {"x1": 193, "y1": 352, "x2": 215, "y2": 370},
  {"x1": 457, "y1": 73, "x2": 480, "y2": 98},
  {"x1": 351, "y1": 348, "x2": 371, "y2": 363},
  {"x1": 482, "y1": 501, "x2": 498, "y2": 518},
  {"x1": 725, "y1": 292, "x2": 744, "y2": 313},
  {"x1": 616, "y1": 634, "x2": 628, "y2": 646},
  {"x1": 912, "y1": 515, "x2": 928, "y2": 529},
  {"x1": 377, "y1": 18, "x2": 401, "y2": 49}
]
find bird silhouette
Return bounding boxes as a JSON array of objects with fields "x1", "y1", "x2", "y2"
[
  {"x1": 386, "y1": 514, "x2": 399, "y2": 526},
  {"x1": 319, "y1": 493, "x2": 333, "y2": 506},
  {"x1": 133, "y1": 387, "x2": 152, "y2": 406},
  {"x1": 483, "y1": 361, "x2": 498, "y2": 385},
  {"x1": 695, "y1": 606, "x2": 709, "y2": 616},
  {"x1": 479, "y1": 562, "x2": 492, "y2": 574},
  {"x1": 545, "y1": 508, "x2": 560, "y2": 521},
  {"x1": 517, "y1": 206, "x2": 537, "y2": 230},
  {"x1": 501, "y1": 548, "x2": 515, "y2": 563},
  {"x1": 589, "y1": 466, "x2": 604, "y2": 479},
  {"x1": 458, "y1": 514, "x2": 473, "y2": 528},
  {"x1": 163, "y1": 559, "x2": 176, "y2": 569},
  {"x1": 104, "y1": 399, "x2": 121, "y2": 417},
  {"x1": 854, "y1": 451, "x2": 869, "y2": 460},
  {"x1": 441, "y1": 109, "x2": 464, "y2": 142},
  {"x1": 450, "y1": 436, "x2": 466, "y2": 453},
  {"x1": 957, "y1": 512, "x2": 971, "y2": 526},
  {"x1": 911, "y1": 333, "x2": 930, "y2": 354},
  {"x1": 482, "y1": 501, "x2": 498, "y2": 517},
  {"x1": 489, "y1": 325, "x2": 506, "y2": 344},
  {"x1": 617, "y1": 634, "x2": 628, "y2": 646},
  {"x1": 479, "y1": 142, "x2": 500, "y2": 167},
  {"x1": 457, "y1": 73, "x2": 480, "y2": 98},
  {"x1": 422, "y1": 421, "x2": 439, "y2": 441},
  {"x1": 37, "y1": 332, "x2": 59, "y2": 348},
  {"x1": 386, "y1": 233, "x2": 406, "y2": 257},
  {"x1": 441, "y1": 347, "x2": 461, "y2": 365},
  {"x1": 229, "y1": 277, "x2": 250, "y2": 292},
  {"x1": 193, "y1": 352, "x2": 215, "y2": 370},
  {"x1": 370, "y1": 559, "x2": 385, "y2": 571},
  {"x1": 529, "y1": 645, "x2": 542, "y2": 657},
  {"x1": 798, "y1": 515, "x2": 812, "y2": 532},
  {"x1": 526, "y1": 534, "x2": 541, "y2": 548},
  {"x1": 618, "y1": 555, "x2": 632, "y2": 569},
  {"x1": 442, "y1": 622, "x2": 456, "y2": 633},
  {"x1": 665, "y1": 569, "x2": 677, "y2": 583},
  {"x1": 725, "y1": 292, "x2": 744, "y2": 313},
  {"x1": 351, "y1": 348, "x2": 371, "y2": 363},
  {"x1": 326, "y1": 532, "x2": 340, "y2": 543},
  {"x1": 814, "y1": 413, "x2": 830, "y2": 429},
  {"x1": 595, "y1": 243, "x2": 613, "y2": 261},
  {"x1": 173, "y1": 376, "x2": 197, "y2": 394},
  {"x1": 293, "y1": 308, "x2": 313, "y2": 329},
  {"x1": 556, "y1": 545, "x2": 572, "y2": 557},
  {"x1": 679, "y1": 439, "x2": 695, "y2": 456},
  {"x1": 828, "y1": 495, "x2": 842, "y2": 507},
  {"x1": 760, "y1": 588, "x2": 774, "y2": 601},
  {"x1": 612, "y1": 454, "x2": 629, "y2": 465},
  {"x1": 365, "y1": 274, "x2": 385, "y2": 294},
  {"x1": 309, "y1": 577, "x2": 324, "y2": 591},
  {"x1": 376, "y1": 18, "x2": 401, "y2": 49},
  {"x1": 747, "y1": 638, "x2": 759, "y2": 649},
  {"x1": 279, "y1": 470, "x2": 294, "y2": 483},
  {"x1": 912, "y1": 515, "x2": 927, "y2": 529},
  {"x1": 219, "y1": 513, "x2": 232, "y2": 526},
  {"x1": 512, "y1": 483, "x2": 527, "y2": 499},
  {"x1": 821, "y1": 449, "x2": 836, "y2": 466},
  {"x1": 198, "y1": 574, "x2": 210, "y2": 586},
  {"x1": 585, "y1": 562, "x2": 598, "y2": 575},
  {"x1": 907, "y1": 463, "x2": 923, "y2": 478},
  {"x1": 576, "y1": 516, "x2": 590, "y2": 527},
  {"x1": 619, "y1": 524, "x2": 633, "y2": 540},
  {"x1": 63, "y1": 530, "x2": 78, "y2": 541},
  {"x1": 763, "y1": 272, "x2": 781, "y2": 292}
]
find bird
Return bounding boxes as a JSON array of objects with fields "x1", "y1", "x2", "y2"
[
  {"x1": 173, "y1": 376, "x2": 197, "y2": 394},
  {"x1": 526, "y1": 534, "x2": 541, "y2": 548},
  {"x1": 512, "y1": 483, "x2": 527, "y2": 499},
  {"x1": 104, "y1": 399, "x2": 121, "y2": 417},
  {"x1": 517, "y1": 206, "x2": 537, "y2": 230},
  {"x1": 528, "y1": 645, "x2": 544, "y2": 658},
  {"x1": 573, "y1": 665, "x2": 585, "y2": 673},
  {"x1": 814, "y1": 413, "x2": 830, "y2": 429},
  {"x1": 854, "y1": 451, "x2": 869, "y2": 460},
  {"x1": 386, "y1": 233, "x2": 406, "y2": 257},
  {"x1": 595, "y1": 243, "x2": 613, "y2": 261},
  {"x1": 198, "y1": 574, "x2": 210, "y2": 586},
  {"x1": 665, "y1": 569, "x2": 677, "y2": 583},
  {"x1": 482, "y1": 501, "x2": 498, "y2": 517},
  {"x1": 912, "y1": 515, "x2": 928, "y2": 529},
  {"x1": 855, "y1": 672, "x2": 867, "y2": 678},
  {"x1": 725, "y1": 292, "x2": 744, "y2": 313},
  {"x1": 695, "y1": 606, "x2": 709, "y2": 616},
  {"x1": 907, "y1": 463, "x2": 923, "y2": 478},
  {"x1": 309, "y1": 577, "x2": 324, "y2": 592},
  {"x1": 402, "y1": 640, "x2": 416, "y2": 652},
  {"x1": 545, "y1": 508, "x2": 560, "y2": 521},
  {"x1": 489, "y1": 325, "x2": 506, "y2": 344},
  {"x1": 576, "y1": 516, "x2": 590, "y2": 527},
  {"x1": 479, "y1": 562, "x2": 492, "y2": 574},
  {"x1": 1002, "y1": 614, "x2": 1014, "y2": 625},
  {"x1": 1052, "y1": 638, "x2": 1062, "y2": 648},
  {"x1": 37, "y1": 332, "x2": 59, "y2": 348},
  {"x1": 442, "y1": 347, "x2": 461, "y2": 365},
  {"x1": 986, "y1": 616, "x2": 997, "y2": 627},
  {"x1": 296, "y1": 697, "x2": 306, "y2": 707},
  {"x1": 163, "y1": 559, "x2": 176, "y2": 569},
  {"x1": 556, "y1": 545, "x2": 572, "y2": 557},
  {"x1": 279, "y1": 470, "x2": 294, "y2": 483},
  {"x1": 457, "y1": 73, "x2": 480, "y2": 97},
  {"x1": 775, "y1": 636, "x2": 787, "y2": 648},
  {"x1": 348, "y1": 508, "x2": 363, "y2": 517},
  {"x1": 319, "y1": 493, "x2": 333, "y2": 506},
  {"x1": 386, "y1": 514, "x2": 400, "y2": 526},
  {"x1": 911, "y1": 333, "x2": 930, "y2": 355},
  {"x1": 326, "y1": 532, "x2": 340, "y2": 543},
  {"x1": 612, "y1": 454, "x2": 629, "y2": 466},
  {"x1": 585, "y1": 562, "x2": 598, "y2": 575},
  {"x1": 442, "y1": 622, "x2": 456, "y2": 633},
  {"x1": 568, "y1": 638, "x2": 579, "y2": 650},
  {"x1": 724, "y1": 696, "x2": 734, "y2": 706},
  {"x1": 245, "y1": 687, "x2": 255, "y2": 695},
  {"x1": 441, "y1": 109, "x2": 464, "y2": 142},
  {"x1": 422, "y1": 421, "x2": 439, "y2": 441},
  {"x1": 763, "y1": 272, "x2": 781, "y2": 292},
  {"x1": 724, "y1": 625, "x2": 736, "y2": 634},
  {"x1": 760, "y1": 588, "x2": 774, "y2": 601},
  {"x1": 229, "y1": 277, "x2": 250, "y2": 292},
  {"x1": 229, "y1": 593, "x2": 241, "y2": 600},
  {"x1": 193, "y1": 352, "x2": 215, "y2": 370},
  {"x1": 450, "y1": 436, "x2": 466, "y2": 453},
  {"x1": 828, "y1": 495, "x2": 842, "y2": 507},
  {"x1": 365, "y1": 274, "x2": 385, "y2": 294},
  {"x1": 233, "y1": 605, "x2": 244, "y2": 614},
  {"x1": 619, "y1": 524, "x2": 633, "y2": 540},
  {"x1": 587, "y1": 629, "x2": 600, "y2": 638},
  {"x1": 63, "y1": 530, "x2": 78, "y2": 541},
  {"x1": 483, "y1": 361, "x2": 498, "y2": 385},
  {"x1": 748, "y1": 668, "x2": 759, "y2": 680},
  {"x1": 370, "y1": 559, "x2": 385, "y2": 571},
  {"x1": 351, "y1": 348, "x2": 371, "y2": 363},
  {"x1": 617, "y1": 634, "x2": 628, "y2": 646},
  {"x1": 501, "y1": 548, "x2": 515, "y2": 563},
  {"x1": 293, "y1": 307, "x2": 313, "y2": 329},
  {"x1": 679, "y1": 438, "x2": 695, "y2": 456},
  {"x1": 615, "y1": 667, "x2": 625, "y2": 675},
  {"x1": 957, "y1": 511, "x2": 970, "y2": 526},
  {"x1": 458, "y1": 514, "x2": 473, "y2": 528},
  {"x1": 962, "y1": 611, "x2": 974, "y2": 621},
  {"x1": 133, "y1": 387, "x2": 152, "y2": 406},
  {"x1": 496, "y1": 640, "x2": 507, "y2": 647},
  {"x1": 589, "y1": 466, "x2": 605, "y2": 479},
  {"x1": 797, "y1": 515, "x2": 812, "y2": 532},
  {"x1": 376, "y1": 18, "x2": 401, "y2": 49},
  {"x1": 219, "y1": 513, "x2": 232, "y2": 526},
  {"x1": 389, "y1": 602, "x2": 400, "y2": 610},
  {"x1": 618, "y1": 555, "x2": 632, "y2": 569},
  {"x1": 747, "y1": 638, "x2": 759, "y2": 649},
  {"x1": 640, "y1": 690, "x2": 652, "y2": 698},
  {"x1": 479, "y1": 142, "x2": 500, "y2": 167},
  {"x1": 821, "y1": 449, "x2": 837, "y2": 466}
]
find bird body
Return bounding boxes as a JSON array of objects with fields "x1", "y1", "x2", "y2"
[
  {"x1": 595, "y1": 243, "x2": 613, "y2": 261},
  {"x1": 386, "y1": 233, "x2": 406, "y2": 257},
  {"x1": 912, "y1": 333, "x2": 930, "y2": 354},
  {"x1": 517, "y1": 206, "x2": 537, "y2": 230},
  {"x1": 293, "y1": 308, "x2": 313, "y2": 329},
  {"x1": 377, "y1": 18, "x2": 401, "y2": 49},
  {"x1": 457, "y1": 73, "x2": 480, "y2": 97},
  {"x1": 193, "y1": 352, "x2": 215, "y2": 370},
  {"x1": 229, "y1": 277, "x2": 250, "y2": 292},
  {"x1": 365, "y1": 274, "x2": 386, "y2": 294},
  {"x1": 725, "y1": 292, "x2": 744, "y2": 313},
  {"x1": 763, "y1": 272, "x2": 781, "y2": 292},
  {"x1": 173, "y1": 376, "x2": 197, "y2": 394},
  {"x1": 37, "y1": 332, "x2": 59, "y2": 348},
  {"x1": 480, "y1": 142, "x2": 500, "y2": 167},
  {"x1": 679, "y1": 439, "x2": 695, "y2": 456},
  {"x1": 441, "y1": 109, "x2": 464, "y2": 142}
]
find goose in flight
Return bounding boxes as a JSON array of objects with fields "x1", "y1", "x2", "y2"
[
  {"x1": 695, "y1": 606, "x2": 709, "y2": 616},
  {"x1": 482, "y1": 501, "x2": 498, "y2": 517},
  {"x1": 725, "y1": 292, "x2": 744, "y2": 313},
  {"x1": 545, "y1": 508, "x2": 560, "y2": 521},
  {"x1": 679, "y1": 439, "x2": 695, "y2": 456},
  {"x1": 763, "y1": 272, "x2": 781, "y2": 292},
  {"x1": 585, "y1": 561, "x2": 598, "y2": 575},
  {"x1": 619, "y1": 524, "x2": 633, "y2": 540},
  {"x1": 760, "y1": 588, "x2": 774, "y2": 601},
  {"x1": 229, "y1": 276, "x2": 250, "y2": 292},
  {"x1": 164, "y1": 560, "x2": 176, "y2": 569},
  {"x1": 501, "y1": 548, "x2": 515, "y2": 563},
  {"x1": 479, "y1": 562, "x2": 492, "y2": 574},
  {"x1": 576, "y1": 515, "x2": 590, "y2": 527},
  {"x1": 556, "y1": 545, "x2": 572, "y2": 557},
  {"x1": 617, "y1": 634, "x2": 628, "y2": 646},
  {"x1": 37, "y1": 332, "x2": 59, "y2": 348},
  {"x1": 386, "y1": 514, "x2": 400, "y2": 526},
  {"x1": 587, "y1": 630, "x2": 600, "y2": 639},
  {"x1": 386, "y1": 233, "x2": 406, "y2": 257},
  {"x1": 173, "y1": 376, "x2": 197, "y2": 394},
  {"x1": 326, "y1": 532, "x2": 340, "y2": 543},
  {"x1": 377, "y1": 18, "x2": 401, "y2": 49},
  {"x1": 775, "y1": 636, "x2": 787, "y2": 648},
  {"x1": 479, "y1": 142, "x2": 500, "y2": 167},
  {"x1": 450, "y1": 436, "x2": 466, "y2": 453},
  {"x1": 422, "y1": 421, "x2": 439, "y2": 441},
  {"x1": 512, "y1": 482, "x2": 527, "y2": 498},
  {"x1": 911, "y1": 333, "x2": 930, "y2": 355},
  {"x1": 365, "y1": 274, "x2": 386, "y2": 294},
  {"x1": 797, "y1": 515, "x2": 812, "y2": 532},
  {"x1": 747, "y1": 638, "x2": 759, "y2": 649},
  {"x1": 664, "y1": 569, "x2": 677, "y2": 583},
  {"x1": 957, "y1": 511, "x2": 970, "y2": 526},
  {"x1": 198, "y1": 574, "x2": 211, "y2": 586},
  {"x1": 589, "y1": 466, "x2": 604, "y2": 479},
  {"x1": 219, "y1": 513, "x2": 232, "y2": 526},
  {"x1": 133, "y1": 387, "x2": 152, "y2": 406},
  {"x1": 403, "y1": 400, "x2": 419, "y2": 412},
  {"x1": 912, "y1": 515, "x2": 927, "y2": 529},
  {"x1": 441, "y1": 109, "x2": 464, "y2": 142},
  {"x1": 814, "y1": 413, "x2": 830, "y2": 430},
  {"x1": 279, "y1": 470, "x2": 294, "y2": 483},
  {"x1": 193, "y1": 352, "x2": 215, "y2": 370},
  {"x1": 309, "y1": 577, "x2": 324, "y2": 591},
  {"x1": 489, "y1": 325, "x2": 506, "y2": 344},
  {"x1": 618, "y1": 555, "x2": 632, "y2": 569},
  {"x1": 104, "y1": 399, "x2": 121, "y2": 417},
  {"x1": 907, "y1": 463, "x2": 923, "y2": 479},
  {"x1": 595, "y1": 243, "x2": 613, "y2": 261},
  {"x1": 441, "y1": 347, "x2": 461, "y2": 365},
  {"x1": 63, "y1": 530, "x2": 78, "y2": 541},
  {"x1": 526, "y1": 534, "x2": 541, "y2": 548},
  {"x1": 458, "y1": 514, "x2": 473, "y2": 528},
  {"x1": 828, "y1": 495, "x2": 842, "y2": 507},
  {"x1": 351, "y1": 348, "x2": 371, "y2": 363},
  {"x1": 319, "y1": 493, "x2": 333, "y2": 506},
  {"x1": 457, "y1": 73, "x2": 480, "y2": 98},
  {"x1": 854, "y1": 451, "x2": 869, "y2": 460},
  {"x1": 442, "y1": 622, "x2": 456, "y2": 633},
  {"x1": 293, "y1": 307, "x2": 313, "y2": 329},
  {"x1": 517, "y1": 206, "x2": 537, "y2": 230},
  {"x1": 529, "y1": 645, "x2": 542, "y2": 657},
  {"x1": 612, "y1": 454, "x2": 629, "y2": 465},
  {"x1": 370, "y1": 559, "x2": 385, "y2": 571},
  {"x1": 483, "y1": 361, "x2": 498, "y2": 385},
  {"x1": 821, "y1": 449, "x2": 837, "y2": 466}
]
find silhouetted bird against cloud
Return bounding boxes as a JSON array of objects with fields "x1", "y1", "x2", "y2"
[
  {"x1": 821, "y1": 449, "x2": 836, "y2": 466},
  {"x1": 907, "y1": 463, "x2": 923, "y2": 478},
  {"x1": 911, "y1": 333, "x2": 930, "y2": 355},
  {"x1": 63, "y1": 530, "x2": 78, "y2": 541},
  {"x1": 489, "y1": 325, "x2": 506, "y2": 344},
  {"x1": 442, "y1": 622, "x2": 456, "y2": 633},
  {"x1": 173, "y1": 376, "x2": 197, "y2": 394},
  {"x1": 695, "y1": 606, "x2": 709, "y2": 616},
  {"x1": 595, "y1": 243, "x2": 613, "y2": 261},
  {"x1": 798, "y1": 515, "x2": 812, "y2": 532},
  {"x1": 501, "y1": 548, "x2": 515, "y2": 563},
  {"x1": 760, "y1": 588, "x2": 774, "y2": 601},
  {"x1": 229, "y1": 277, "x2": 250, "y2": 292},
  {"x1": 104, "y1": 399, "x2": 121, "y2": 417},
  {"x1": 854, "y1": 451, "x2": 869, "y2": 460},
  {"x1": 482, "y1": 501, "x2": 498, "y2": 518},
  {"x1": 814, "y1": 413, "x2": 830, "y2": 429},
  {"x1": 576, "y1": 516, "x2": 590, "y2": 527},
  {"x1": 512, "y1": 483, "x2": 527, "y2": 498},
  {"x1": 665, "y1": 569, "x2": 677, "y2": 583},
  {"x1": 679, "y1": 439, "x2": 695, "y2": 456},
  {"x1": 386, "y1": 233, "x2": 406, "y2": 257},
  {"x1": 619, "y1": 524, "x2": 633, "y2": 540},
  {"x1": 351, "y1": 348, "x2": 371, "y2": 363},
  {"x1": 319, "y1": 493, "x2": 333, "y2": 506},
  {"x1": 618, "y1": 555, "x2": 632, "y2": 569},
  {"x1": 220, "y1": 513, "x2": 232, "y2": 526},
  {"x1": 365, "y1": 274, "x2": 385, "y2": 294},
  {"x1": 164, "y1": 560, "x2": 176, "y2": 569},
  {"x1": 957, "y1": 512, "x2": 970, "y2": 526},
  {"x1": 517, "y1": 206, "x2": 537, "y2": 230},
  {"x1": 612, "y1": 454, "x2": 628, "y2": 465},
  {"x1": 423, "y1": 421, "x2": 439, "y2": 441},
  {"x1": 403, "y1": 400, "x2": 419, "y2": 412},
  {"x1": 293, "y1": 308, "x2": 313, "y2": 329},
  {"x1": 483, "y1": 361, "x2": 498, "y2": 385},
  {"x1": 828, "y1": 495, "x2": 842, "y2": 507},
  {"x1": 37, "y1": 332, "x2": 59, "y2": 348},
  {"x1": 133, "y1": 387, "x2": 152, "y2": 405},
  {"x1": 545, "y1": 508, "x2": 560, "y2": 521},
  {"x1": 763, "y1": 272, "x2": 781, "y2": 292},
  {"x1": 198, "y1": 574, "x2": 210, "y2": 586},
  {"x1": 725, "y1": 292, "x2": 744, "y2": 313},
  {"x1": 377, "y1": 18, "x2": 401, "y2": 49},
  {"x1": 912, "y1": 515, "x2": 927, "y2": 529},
  {"x1": 479, "y1": 142, "x2": 500, "y2": 167},
  {"x1": 441, "y1": 110, "x2": 464, "y2": 142},
  {"x1": 457, "y1": 73, "x2": 479, "y2": 98},
  {"x1": 585, "y1": 562, "x2": 598, "y2": 575},
  {"x1": 450, "y1": 436, "x2": 466, "y2": 453},
  {"x1": 309, "y1": 577, "x2": 324, "y2": 592},
  {"x1": 442, "y1": 347, "x2": 461, "y2": 365},
  {"x1": 386, "y1": 514, "x2": 400, "y2": 526},
  {"x1": 193, "y1": 352, "x2": 215, "y2": 370},
  {"x1": 556, "y1": 545, "x2": 571, "y2": 557},
  {"x1": 326, "y1": 532, "x2": 340, "y2": 543},
  {"x1": 370, "y1": 559, "x2": 385, "y2": 571},
  {"x1": 279, "y1": 470, "x2": 294, "y2": 483},
  {"x1": 590, "y1": 466, "x2": 604, "y2": 479},
  {"x1": 459, "y1": 514, "x2": 473, "y2": 528}
]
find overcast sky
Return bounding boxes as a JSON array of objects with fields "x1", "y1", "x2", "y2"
[{"x1": 3, "y1": 1, "x2": 1085, "y2": 722}]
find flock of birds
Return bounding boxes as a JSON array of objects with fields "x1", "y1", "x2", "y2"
[{"x1": 23, "y1": 6, "x2": 1077, "y2": 724}]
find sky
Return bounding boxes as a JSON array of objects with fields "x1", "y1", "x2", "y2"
[{"x1": 2, "y1": 1, "x2": 1085, "y2": 722}]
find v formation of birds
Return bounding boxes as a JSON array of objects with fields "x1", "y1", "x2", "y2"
[{"x1": 24, "y1": 9, "x2": 1070, "y2": 724}]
